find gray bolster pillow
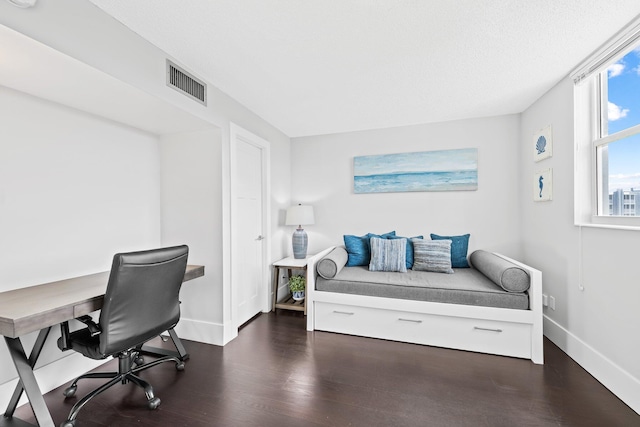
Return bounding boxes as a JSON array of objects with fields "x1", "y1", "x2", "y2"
[
  {"x1": 317, "y1": 246, "x2": 349, "y2": 279},
  {"x1": 469, "y1": 250, "x2": 530, "y2": 293}
]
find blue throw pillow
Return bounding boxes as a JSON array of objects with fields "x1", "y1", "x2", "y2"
[
  {"x1": 344, "y1": 231, "x2": 396, "y2": 266},
  {"x1": 343, "y1": 234, "x2": 370, "y2": 266},
  {"x1": 390, "y1": 235, "x2": 423, "y2": 269},
  {"x1": 367, "y1": 231, "x2": 396, "y2": 246},
  {"x1": 430, "y1": 233, "x2": 470, "y2": 268}
]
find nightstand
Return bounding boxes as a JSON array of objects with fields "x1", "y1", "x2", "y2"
[{"x1": 272, "y1": 256, "x2": 309, "y2": 314}]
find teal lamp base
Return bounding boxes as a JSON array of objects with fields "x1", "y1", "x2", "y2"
[{"x1": 292, "y1": 228, "x2": 308, "y2": 259}]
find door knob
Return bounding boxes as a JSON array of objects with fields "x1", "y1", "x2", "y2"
[{"x1": 255, "y1": 235, "x2": 265, "y2": 241}]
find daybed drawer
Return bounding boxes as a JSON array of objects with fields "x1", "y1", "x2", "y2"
[
  {"x1": 427, "y1": 315, "x2": 532, "y2": 359},
  {"x1": 315, "y1": 302, "x2": 400, "y2": 341},
  {"x1": 314, "y1": 302, "x2": 532, "y2": 359}
]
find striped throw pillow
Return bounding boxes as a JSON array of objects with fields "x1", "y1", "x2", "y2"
[
  {"x1": 412, "y1": 239, "x2": 454, "y2": 274},
  {"x1": 369, "y1": 237, "x2": 407, "y2": 273}
]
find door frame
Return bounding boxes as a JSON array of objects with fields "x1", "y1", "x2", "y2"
[{"x1": 229, "y1": 123, "x2": 271, "y2": 331}]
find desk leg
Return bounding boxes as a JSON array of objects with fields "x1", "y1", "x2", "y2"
[
  {"x1": 3, "y1": 329, "x2": 55, "y2": 427},
  {"x1": 139, "y1": 328, "x2": 189, "y2": 361},
  {"x1": 167, "y1": 329, "x2": 189, "y2": 360},
  {"x1": 4, "y1": 328, "x2": 50, "y2": 418}
]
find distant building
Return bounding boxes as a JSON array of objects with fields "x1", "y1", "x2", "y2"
[{"x1": 608, "y1": 188, "x2": 640, "y2": 215}]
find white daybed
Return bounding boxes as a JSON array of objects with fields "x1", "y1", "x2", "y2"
[{"x1": 305, "y1": 247, "x2": 543, "y2": 364}]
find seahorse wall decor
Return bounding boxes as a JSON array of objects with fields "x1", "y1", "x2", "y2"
[
  {"x1": 539, "y1": 175, "x2": 544, "y2": 198},
  {"x1": 534, "y1": 168, "x2": 552, "y2": 201}
]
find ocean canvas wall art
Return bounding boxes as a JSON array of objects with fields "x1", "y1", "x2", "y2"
[{"x1": 354, "y1": 148, "x2": 478, "y2": 194}]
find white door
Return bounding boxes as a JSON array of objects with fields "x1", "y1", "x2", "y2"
[{"x1": 231, "y1": 124, "x2": 270, "y2": 328}]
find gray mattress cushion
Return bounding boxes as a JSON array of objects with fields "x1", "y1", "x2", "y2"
[
  {"x1": 469, "y1": 250, "x2": 530, "y2": 292},
  {"x1": 316, "y1": 246, "x2": 349, "y2": 279},
  {"x1": 315, "y1": 266, "x2": 529, "y2": 310}
]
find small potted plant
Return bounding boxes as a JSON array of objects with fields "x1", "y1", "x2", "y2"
[{"x1": 288, "y1": 275, "x2": 306, "y2": 301}]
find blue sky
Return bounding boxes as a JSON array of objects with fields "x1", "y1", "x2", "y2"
[{"x1": 606, "y1": 48, "x2": 640, "y2": 191}]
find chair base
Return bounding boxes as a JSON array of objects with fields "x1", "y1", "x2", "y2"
[{"x1": 61, "y1": 350, "x2": 184, "y2": 427}]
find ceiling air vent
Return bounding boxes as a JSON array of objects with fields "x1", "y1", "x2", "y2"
[{"x1": 166, "y1": 60, "x2": 207, "y2": 106}]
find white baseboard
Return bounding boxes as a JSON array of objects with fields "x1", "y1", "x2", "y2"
[
  {"x1": 0, "y1": 353, "x2": 107, "y2": 410},
  {"x1": 544, "y1": 315, "x2": 640, "y2": 414},
  {"x1": 174, "y1": 317, "x2": 227, "y2": 346}
]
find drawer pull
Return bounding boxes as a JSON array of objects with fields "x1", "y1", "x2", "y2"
[
  {"x1": 333, "y1": 310, "x2": 355, "y2": 315},
  {"x1": 474, "y1": 326, "x2": 503, "y2": 333},
  {"x1": 398, "y1": 318, "x2": 423, "y2": 324}
]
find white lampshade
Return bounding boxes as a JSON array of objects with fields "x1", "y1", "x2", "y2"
[{"x1": 285, "y1": 205, "x2": 315, "y2": 227}]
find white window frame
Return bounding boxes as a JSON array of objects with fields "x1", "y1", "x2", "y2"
[
  {"x1": 573, "y1": 16, "x2": 640, "y2": 230},
  {"x1": 593, "y1": 123, "x2": 640, "y2": 220}
]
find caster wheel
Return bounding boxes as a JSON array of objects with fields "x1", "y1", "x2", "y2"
[
  {"x1": 134, "y1": 356, "x2": 145, "y2": 365},
  {"x1": 147, "y1": 397, "x2": 161, "y2": 410},
  {"x1": 60, "y1": 420, "x2": 76, "y2": 427},
  {"x1": 176, "y1": 361, "x2": 185, "y2": 371},
  {"x1": 63, "y1": 385, "x2": 77, "y2": 398}
]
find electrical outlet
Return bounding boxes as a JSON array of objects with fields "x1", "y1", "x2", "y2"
[
  {"x1": 549, "y1": 296, "x2": 556, "y2": 310},
  {"x1": 542, "y1": 294, "x2": 549, "y2": 306}
]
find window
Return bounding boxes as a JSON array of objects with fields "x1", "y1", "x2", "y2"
[
  {"x1": 595, "y1": 47, "x2": 640, "y2": 216},
  {"x1": 573, "y1": 16, "x2": 640, "y2": 228}
]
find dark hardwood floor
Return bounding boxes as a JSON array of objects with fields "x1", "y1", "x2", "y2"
[{"x1": 16, "y1": 312, "x2": 640, "y2": 426}]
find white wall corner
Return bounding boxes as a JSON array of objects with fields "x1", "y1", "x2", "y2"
[
  {"x1": 544, "y1": 315, "x2": 640, "y2": 414},
  {"x1": 173, "y1": 317, "x2": 227, "y2": 347},
  {"x1": 222, "y1": 322, "x2": 239, "y2": 346}
]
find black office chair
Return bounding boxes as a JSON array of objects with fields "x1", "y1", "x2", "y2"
[{"x1": 57, "y1": 245, "x2": 189, "y2": 427}]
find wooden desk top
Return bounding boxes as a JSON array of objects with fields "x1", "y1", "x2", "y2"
[{"x1": 0, "y1": 265, "x2": 204, "y2": 338}]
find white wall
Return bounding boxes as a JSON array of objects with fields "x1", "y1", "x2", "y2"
[
  {"x1": 0, "y1": 85, "x2": 162, "y2": 397},
  {"x1": 160, "y1": 129, "x2": 224, "y2": 344},
  {"x1": 520, "y1": 78, "x2": 640, "y2": 413},
  {"x1": 291, "y1": 115, "x2": 523, "y2": 259}
]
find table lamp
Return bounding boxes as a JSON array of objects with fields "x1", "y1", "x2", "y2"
[{"x1": 285, "y1": 204, "x2": 315, "y2": 259}]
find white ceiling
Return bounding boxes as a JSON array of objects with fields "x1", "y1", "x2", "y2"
[{"x1": 87, "y1": 0, "x2": 640, "y2": 137}]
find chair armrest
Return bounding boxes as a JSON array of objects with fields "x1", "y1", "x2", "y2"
[
  {"x1": 58, "y1": 315, "x2": 101, "y2": 352},
  {"x1": 77, "y1": 315, "x2": 102, "y2": 336}
]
